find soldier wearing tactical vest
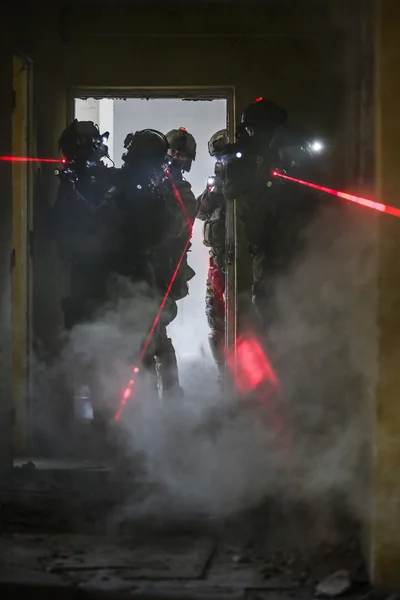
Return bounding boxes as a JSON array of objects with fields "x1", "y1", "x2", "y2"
[
  {"x1": 160, "y1": 126, "x2": 196, "y2": 296},
  {"x1": 224, "y1": 98, "x2": 288, "y2": 330},
  {"x1": 53, "y1": 119, "x2": 119, "y2": 331},
  {"x1": 197, "y1": 130, "x2": 253, "y2": 386},
  {"x1": 226, "y1": 98, "x2": 325, "y2": 336}
]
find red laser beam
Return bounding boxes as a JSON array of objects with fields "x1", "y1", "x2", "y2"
[
  {"x1": 114, "y1": 378, "x2": 137, "y2": 422},
  {"x1": 272, "y1": 171, "x2": 400, "y2": 218},
  {"x1": 0, "y1": 156, "x2": 64, "y2": 163}
]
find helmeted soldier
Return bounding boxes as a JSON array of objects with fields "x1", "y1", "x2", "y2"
[
  {"x1": 154, "y1": 127, "x2": 197, "y2": 315},
  {"x1": 118, "y1": 128, "x2": 191, "y2": 399},
  {"x1": 52, "y1": 119, "x2": 121, "y2": 452},
  {"x1": 197, "y1": 129, "x2": 253, "y2": 386},
  {"x1": 225, "y1": 99, "x2": 288, "y2": 328},
  {"x1": 196, "y1": 129, "x2": 228, "y2": 381},
  {"x1": 225, "y1": 97, "x2": 322, "y2": 330},
  {"x1": 52, "y1": 125, "x2": 188, "y2": 451},
  {"x1": 52, "y1": 119, "x2": 119, "y2": 330},
  {"x1": 165, "y1": 126, "x2": 197, "y2": 227}
]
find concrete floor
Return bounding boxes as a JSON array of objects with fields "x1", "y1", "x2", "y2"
[{"x1": 0, "y1": 460, "x2": 369, "y2": 599}]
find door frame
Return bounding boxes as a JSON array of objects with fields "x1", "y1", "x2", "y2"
[
  {"x1": 12, "y1": 50, "x2": 34, "y2": 455},
  {"x1": 67, "y1": 85, "x2": 235, "y2": 141},
  {"x1": 68, "y1": 85, "x2": 238, "y2": 390}
]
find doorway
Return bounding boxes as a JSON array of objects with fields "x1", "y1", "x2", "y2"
[
  {"x1": 74, "y1": 91, "x2": 229, "y2": 392},
  {"x1": 12, "y1": 53, "x2": 33, "y2": 454}
]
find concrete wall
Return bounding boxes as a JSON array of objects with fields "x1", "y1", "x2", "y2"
[
  {"x1": 0, "y1": 7, "x2": 68, "y2": 461},
  {"x1": 0, "y1": 27, "x2": 14, "y2": 473},
  {"x1": 372, "y1": 0, "x2": 400, "y2": 586},
  {"x1": 31, "y1": 20, "x2": 68, "y2": 361},
  {"x1": 62, "y1": 3, "x2": 345, "y2": 184},
  {"x1": 75, "y1": 98, "x2": 100, "y2": 127}
]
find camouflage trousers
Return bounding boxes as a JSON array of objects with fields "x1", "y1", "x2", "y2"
[{"x1": 205, "y1": 254, "x2": 256, "y2": 374}]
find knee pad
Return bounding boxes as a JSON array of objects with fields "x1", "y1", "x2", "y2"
[{"x1": 205, "y1": 296, "x2": 224, "y2": 331}]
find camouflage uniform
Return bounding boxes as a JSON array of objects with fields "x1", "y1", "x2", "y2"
[
  {"x1": 225, "y1": 98, "x2": 322, "y2": 330},
  {"x1": 197, "y1": 130, "x2": 254, "y2": 383},
  {"x1": 225, "y1": 143, "x2": 280, "y2": 327}
]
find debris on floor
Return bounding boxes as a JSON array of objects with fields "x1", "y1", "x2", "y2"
[
  {"x1": 315, "y1": 569, "x2": 352, "y2": 597},
  {"x1": 0, "y1": 465, "x2": 369, "y2": 598}
]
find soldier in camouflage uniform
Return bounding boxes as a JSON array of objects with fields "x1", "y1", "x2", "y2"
[
  {"x1": 224, "y1": 99, "x2": 288, "y2": 331},
  {"x1": 163, "y1": 126, "x2": 197, "y2": 300},
  {"x1": 196, "y1": 130, "x2": 228, "y2": 381},
  {"x1": 197, "y1": 130, "x2": 254, "y2": 386},
  {"x1": 225, "y1": 97, "x2": 321, "y2": 330}
]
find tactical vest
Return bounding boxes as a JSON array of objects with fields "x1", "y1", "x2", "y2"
[{"x1": 202, "y1": 204, "x2": 225, "y2": 251}]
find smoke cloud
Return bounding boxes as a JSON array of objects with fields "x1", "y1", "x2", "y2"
[{"x1": 32, "y1": 200, "x2": 377, "y2": 536}]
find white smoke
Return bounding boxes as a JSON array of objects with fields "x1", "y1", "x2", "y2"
[
  {"x1": 31, "y1": 201, "x2": 377, "y2": 532},
  {"x1": 267, "y1": 203, "x2": 377, "y2": 517}
]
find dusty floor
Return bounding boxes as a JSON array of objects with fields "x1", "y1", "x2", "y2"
[{"x1": 0, "y1": 459, "x2": 369, "y2": 599}]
